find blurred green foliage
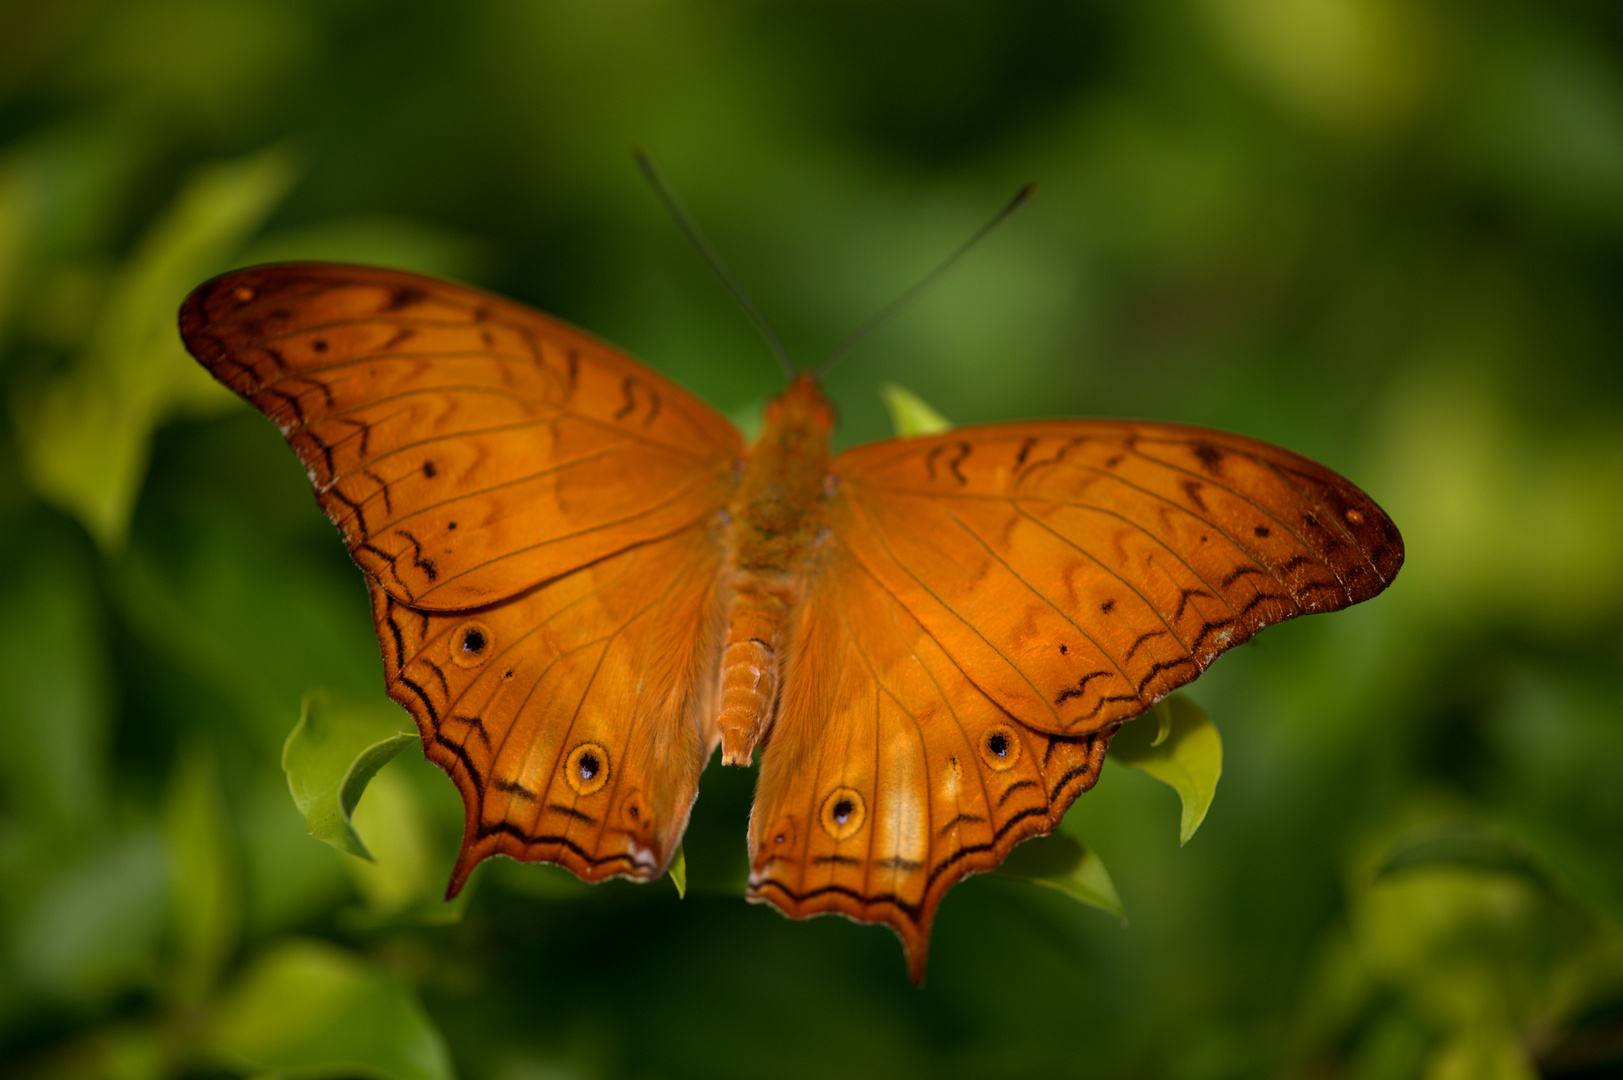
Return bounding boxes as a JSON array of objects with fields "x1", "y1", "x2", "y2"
[{"x1": 2, "y1": 1, "x2": 1622, "y2": 1078}]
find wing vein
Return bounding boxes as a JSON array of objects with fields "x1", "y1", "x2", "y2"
[
  {"x1": 416, "y1": 474, "x2": 724, "y2": 601},
  {"x1": 843, "y1": 564, "x2": 996, "y2": 897},
  {"x1": 842, "y1": 494, "x2": 1063, "y2": 727},
  {"x1": 331, "y1": 443, "x2": 624, "y2": 523},
  {"x1": 1122, "y1": 442, "x2": 1343, "y2": 585},
  {"x1": 321, "y1": 414, "x2": 570, "y2": 485},
  {"x1": 945, "y1": 509, "x2": 1139, "y2": 698},
  {"x1": 1011, "y1": 504, "x2": 1199, "y2": 651}
]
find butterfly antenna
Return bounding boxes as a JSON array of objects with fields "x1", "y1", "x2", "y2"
[
  {"x1": 635, "y1": 149, "x2": 797, "y2": 383},
  {"x1": 814, "y1": 184, "x2": 1036, "y2": 382}
]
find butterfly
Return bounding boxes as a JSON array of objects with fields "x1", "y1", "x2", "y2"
[{"x1": 179, "y1": 261, "x2": 1402, "y2": 981}]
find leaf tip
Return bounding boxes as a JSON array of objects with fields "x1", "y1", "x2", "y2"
[
  {"x1": 879, "y1": 383, "x2": 953, "y2": 437},
  {"x1": 668, "y1": 845, "x2": 687, "y2": 898}
]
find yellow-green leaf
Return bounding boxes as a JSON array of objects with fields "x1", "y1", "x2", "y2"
[
  {"x1": 668, "y1": 845, "x2": 687, "y2": 898},
  {"x1": 282, "y1": 689, "x2": 416, "y2": 861},
  {"x1": 880, "y1": 383, "x2": 953, "y2": 436},
  {"x1": 996, "y1": 832, "x2": 1126, "y2": 922},
  {"x1": 1110, "y1": 695, "x2": 1223, "y2": 845}
]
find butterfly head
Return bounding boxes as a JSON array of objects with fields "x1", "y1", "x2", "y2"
[{"x1": 763, "y1": 373, "x2": 837, "y2": 434}]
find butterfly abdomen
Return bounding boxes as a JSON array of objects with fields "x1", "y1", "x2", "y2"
[
  {"x1": 717, "y1": 587, "x2": 785, "y2": 765},
  {"x1": 716, "y1": 376, "x2": 838, "y2": 766}
]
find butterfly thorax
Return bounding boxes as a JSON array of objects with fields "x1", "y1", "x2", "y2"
[{"x1": 716, "y1": 375, "x2": 836, "y2": 766}]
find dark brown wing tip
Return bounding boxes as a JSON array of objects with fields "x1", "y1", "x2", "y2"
[
  {"x1": 906, "y1": 938, "x2": 930, "y2": 985},
  {"x1": 178, "y1": 262, "x2": 278, "y2": 331},
  {"x1": 177, "y1": 275, "x2": 228, "y2": 366},
  {"x1": 446, "y1": 841, "x2": 482, "y2": 900},
  {"x1": 1262, "y1": 451, "x2": 1405, "y2": 607},
  {"x1": 445, "y1": 871, "x2": 470, "y2": 902},
  {"x1": 1369, "y1": 509, "x2": 1405, "y2": 587},
  {"x1": 1330, "y1": 485, "x2": 1406, "y2": 604},
  {"x1": 176, "y1": 274, "x2": 213, "y2": 334},
  {"x1": 178, "y1": 260, "x2": 364, "y2": 330},
  {"x1": 178, "y1": 262, "x2": 366, "y2": 389},
  {"x1": 177, "y1": 263, "x2": 291, "y2": 370}
]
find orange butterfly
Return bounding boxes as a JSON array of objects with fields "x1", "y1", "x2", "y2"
[{"x1": 179, "y1": 262, "x2": 1402, "y2": 981}]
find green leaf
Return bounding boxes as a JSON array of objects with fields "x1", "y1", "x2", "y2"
[
  {"x1": 86, "y1": 1022, "x2": 169, "y2": 1080},
  {"x1": 206, "y1": 939, "x2": 454, "y2": 1080},
  {"x1": 1149, "y1": 699, "x2": 1173, "y2": 746},
  {"x1": 12, "y1": 144, "x2": 298, "y2": 549},
  {"x1": 282, "y1": 689, "x2": 416, "y2": 861},
  {"x1": 1499, "y1": 814, "x2": 1623, "y2": 923},
  {"x1": 668, "y1": 844, "x2": 687, "y2": 898},
  {"x1": 880, "y1": 384, "x2": 953, "y2": 436},
  {"x1": 1110, "y1": 695, "x2": 1223, "y2": 845},
  {"x1": 1375, "y1": 824, "x2": 1552, "y2": 888},
  {"x1": 996, "y1": 832, "x2": 1126, "y2": 922},
  {"x1": 162, "y1": 743, "x2": 241, "y2": 1005}
]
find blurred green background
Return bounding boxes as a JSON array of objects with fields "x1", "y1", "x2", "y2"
[{"x1": 3, "y1": 1, "x2": 1622, "y2": 1077}]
